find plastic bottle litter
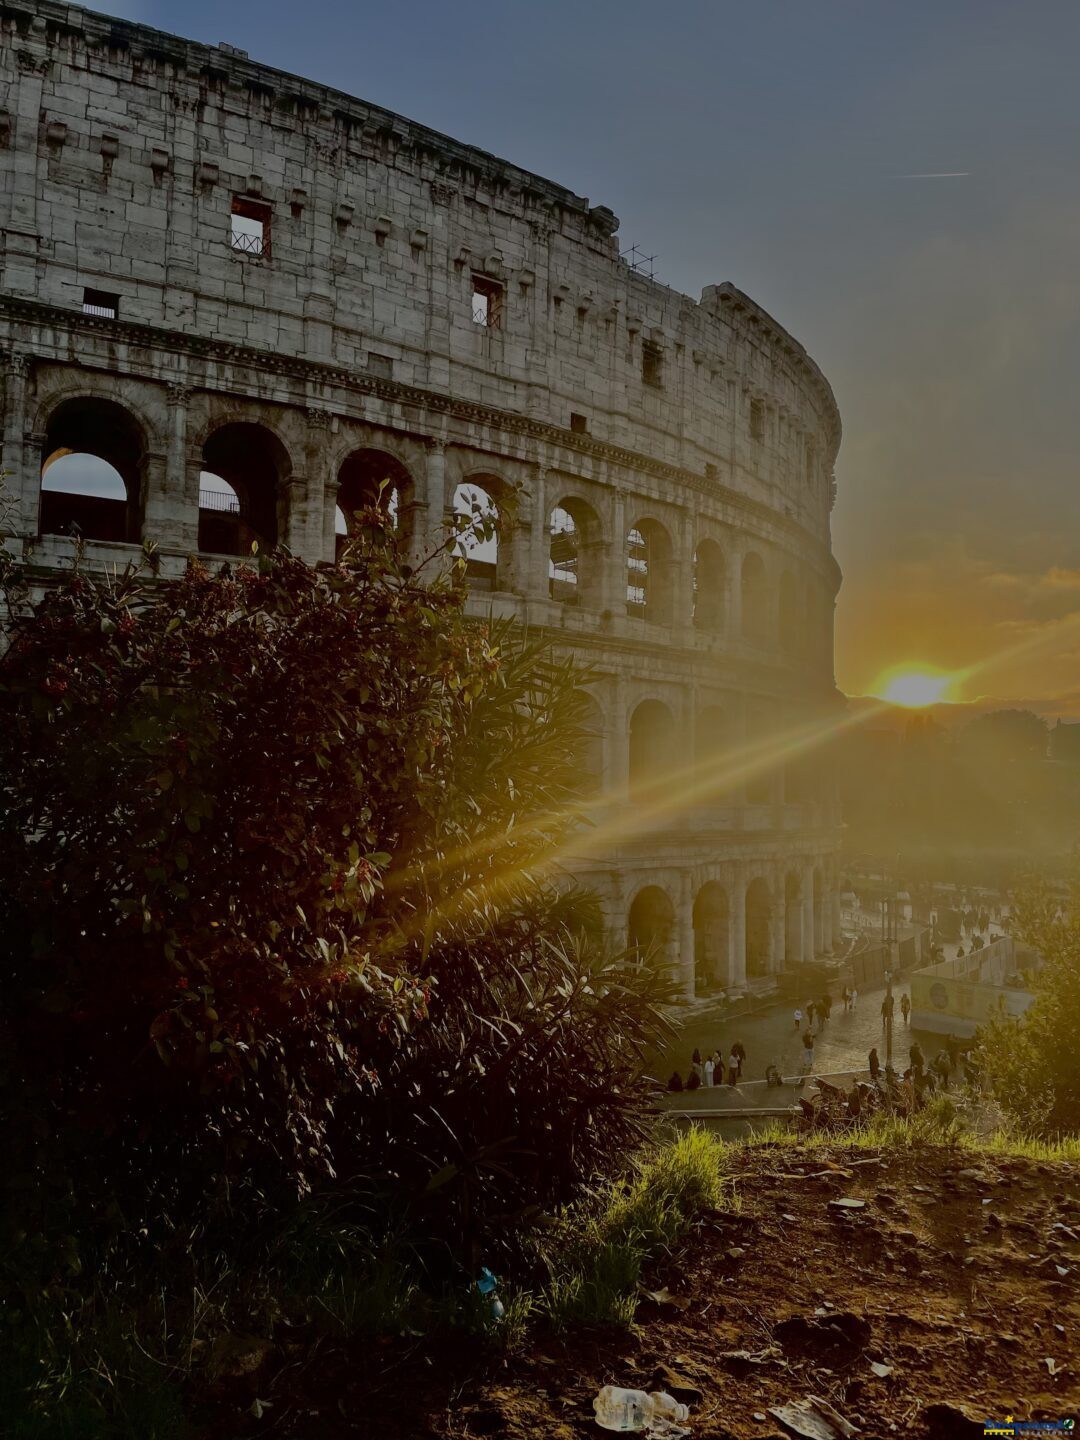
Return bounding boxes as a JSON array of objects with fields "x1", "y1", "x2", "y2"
[
  {"x1": 474, "y1": 1266, "x2": 505, "y2": 1322},
  {"x1": 592, "y1": 1386, "x2": 690, "y2": 1433}
]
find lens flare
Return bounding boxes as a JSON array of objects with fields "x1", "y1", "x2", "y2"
[{"x1": 876, "y1": 669, "x2": 954, "y2": 708}]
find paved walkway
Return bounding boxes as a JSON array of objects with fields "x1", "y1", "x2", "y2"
[{"x1": 654, "y1": 975, "x2": 939, "y2": 1091}]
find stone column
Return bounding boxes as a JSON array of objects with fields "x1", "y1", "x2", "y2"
[
  {"x1": 607, "y1": 871, "x2": 628, "y2": 960},
  {"x1": 2, "y1": 353, "x2": 34, "y2": 536},
  {"x1": 729, "y1": 873, "x2": 747, "y2": 993},
  {"x1": 147, "y1": 383, "x2": 197, "y2": 551},
  {"x1": 139, "y1": 450, "x2": 170, "y2": 548},
  {"x1": 529, "y1": 465, "x2": 549, "y2": 598},
  {"x1": 606, "y1": 487, "x2": 626, "y2": 618},
  {"x1": 413, "y1": 440, "x2": 450, "y2": 572},
  {"x1": 769, "y1": 881, "x2": 786, "y2": 974},
  {"x1": 785, "y1": 885, "x2": 803, "y2": 970},
  {"x1": 802, "y1": 867, "x2": 816, "y2": 964},
  {"x1": 293, "y1": 408, "x2": 334, "y2": 563},
  {"x1": 677, "y1": 870, "x2": 696, "y2": 1000},
  {"x1": 608, "y1": 671, "x2": 629, "y2": 799},
  {"x1": 676, "y1": 511, "x2": 696, "y2": 634},
  {"x1": 322, "y1": 479, "x2": 340, "y2": 562}
]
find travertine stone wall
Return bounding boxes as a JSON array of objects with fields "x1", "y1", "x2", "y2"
[{"x1": 0, "y1": 0, "x2": 845, "y2": 1001}]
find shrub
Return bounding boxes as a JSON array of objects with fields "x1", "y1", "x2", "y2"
[{"x1": 0, "y1": 520, "x2": 673, "y2": 1287}]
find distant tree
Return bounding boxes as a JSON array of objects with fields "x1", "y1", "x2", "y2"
[
  {"x1": 0, "y1": 518, "x2": 671, "y2": 1268},
  {"x1": 961, "y1": 709, "x2": 1048, "y2": 764},
  {"x1": 978, "y1": 863, "x2": 1080, "y2": 1136}
]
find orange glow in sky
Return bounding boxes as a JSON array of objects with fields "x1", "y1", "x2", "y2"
[{"x1": 875, "y1": 668, "x2": 956, "y2": 708}]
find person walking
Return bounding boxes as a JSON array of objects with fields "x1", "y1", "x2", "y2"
[
  {"x1": 909, "y1": 1040, "x2": 924, "y2": 1078},
  {"x1": 900, "y1": 993, "x2": 911, "y2": 1025},
  {"x1": 881, "y1": 994, "x2": 894, "y2": 1029},
  {"x1": 802, "y1": 1029, "x2": 815, "y2": 1072},
  {"x1": 793, "y1": 1006, "x2": 803, "y2": 1031},
  {"x1": 850, "y1": 986, "x2": 859, "y2": 1011},
  {"x1": 727, "y1": 1048, "x2": 739, "y2": 1087},
  {"x1": 806, "y1": 1001, "x2": 817, "y2": 1027},
  {"x1": 703, "y1": 1054, "x2": 714, "y2": 1088},
  {"x1": 819, "y1": 994, "x2": 832, "y2": 1023},
  {"x1": 731, "y1": 1039, "x2": 746, "y2": 1078},
  {"x1": 691, "y1": 1048, "x2": 703, "y2": 1084},
  {"x1": 841, "y1": 986, "x2": 850, "y2": 1012},
  {"x1": 868, "y1": 1046, "x2": 881, "y2": 1081}
]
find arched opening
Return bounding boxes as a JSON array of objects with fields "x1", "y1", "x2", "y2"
[
  {"x1": 626, "y1": 518, "x2": 674, "y2": 624},
  {"x1": 694, "y1": 882, "x2": 730, "y2": 991},
  {"x1": 813, "y1": 867, "x2": 824, "y2": 954},
  {"x1": 453, "y1": 480, "x2": 501, "y2": 590},
  {"x1": 693, "y1": 539, "x2": 725, "y2": 632},
  {"x1": 628, "y1": 699, "x2": 676, "y2": 801},
  {"x1": 741, "y1": 551, "x2": 769, "y2": 643},
  {"x1": 779, "y1": 571, "x2": 800, "y2": 653},
  {"x1": 784, "y1": 872, "x2": 803, "y2": 966},
  {"x1": 200, "y1": 422, "x2": 290, "y2": 554},
  {"x1": 745, "y1": 702, "x2": 774, "y2": 806},
  {"x1": 336, "y1": 448, "x2": 409, "y2": 559},
  {"x1": 572, "y1": 690, "x2": 605, "y2": 797},
  {"x1": 628, "y1": 885, "x2": 675, "y2": 973},
  {"x1": 746, "y1": 877, "x2": 773, "y2": 978},
  {"x1": 695, "y1": 704, "x2": 732, "y2": 805},
  {"x1": 40, "y1": 397, "x2": 144, "y2": 542},
  {"x1": 548, "y1": 496, "x2": 601, "y2": 606}
]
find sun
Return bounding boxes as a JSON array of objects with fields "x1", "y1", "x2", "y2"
[{"x1": 876, "y1": 668, "x2": 955, "y2": 708}]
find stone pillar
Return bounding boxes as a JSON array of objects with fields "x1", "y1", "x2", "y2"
[
  {"x1": 802, "y1": 868, "x2": 815, "y2": 964},
  {"x1": 608, "y1": 671, "x2": 629, "y2": 798},
  {"x1": 677, "y1": 871, "x2": 695, "y2": 1000},
  {"x1": 140, "y1": 450, "x2": 170, "y2": 548},
  {"x1": 785, "y1": 886, "x2": 803, "y2": 970},
  {"x1": 322, "y1": 479, "x2": 340, "y2": 562},
  {"x1": 769, "y1": 887, "x2": 786, "y2": 974},
  {"x1": 530, "y1": 465, "x2": 549, "y2": 598},
  {"x1": 607, "y1": 871, "x2": 628, "y2": 960},
  {"x1": 147, "y1": 383, "x2": 197, "y2": 551},
  {"x1": 730, "y1": 547, "x2": 744, "y2": 640},
  {"x1": 677, "y1": 511, "x2": 696, "y2": 634},
  {"x1": 413, "y1": 440, "x2": 450, "y2": 573},
  {"x1": 294, "y1": 408, "x2": 334, "y2": 563},
  {"x1": 607, "y1": 487, "x2": 626, "y2": 618},
  {"x1": 729, "y1": 874, "x2": 747, "y2": 993},
  {"x1": 2, "y1": 353, "x2": 34, "y2": 536}
]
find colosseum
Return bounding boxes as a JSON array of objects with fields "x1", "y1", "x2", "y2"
[{"x1": 0, "y1": 0, "x2": 844, "y2": 1000}]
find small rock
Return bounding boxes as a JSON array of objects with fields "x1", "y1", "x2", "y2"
[
  {"x1": 828, "y1": 1197, "x2": 866, "y2": 1212},
  {"x1": 868, "y1": 1361, "x2": 893, "y2": 1378},
  {"x1": 651, "y1": 1363, "x2": 703, "y2": 1407}
]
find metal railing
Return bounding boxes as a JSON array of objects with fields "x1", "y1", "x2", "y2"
[
  {"x1": 199, "y1": 489, "x2": 241, "y2": 514},
  {"x1": 230, "y1": 229, "x2": 266, "y2": 257},
  {"x1": 82, "y1": 302, "x2": 117, "y2": 319}
]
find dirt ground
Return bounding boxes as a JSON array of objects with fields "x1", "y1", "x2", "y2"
[{"x1": 203, "y1": 1144, "x2": 1079, "y2": 1439}]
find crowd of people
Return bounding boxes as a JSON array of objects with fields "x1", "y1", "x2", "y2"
[{"x1": 668, "y1": 1040, "x2": 747, "y2": 1091}]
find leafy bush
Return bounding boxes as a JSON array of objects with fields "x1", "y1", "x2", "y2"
[
  {"x1": 977, "y1": 867, "x2": 1080, "y2": 1137},
  {"x1": 0, "y1": 519, "x2": 672, "y2": 1290}
]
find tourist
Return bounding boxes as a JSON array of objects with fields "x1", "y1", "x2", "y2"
[
  {"x1": 819, "y1": 994, "x2": 832, "y2": 1023},
  {"x1": 900, "y1": 993, "x2": 911, "y2": 1025},
  {"x1": 802, "y1": 1030, "x2": 815, "y2": 1072},
  {"x1": 933, "y1": 1051, "x2": 952, "y2": 1091},
  {"x1": 806, "y1": 1001, "x2": 817, "y2": 1027},
  {"x1": 881, "y1": 994, "x2": 894, "y2": 1028},
  {"x1": 731, "y1": 1039, "x2": 746, "y2": 1077},
  {"x1": 850, "y1": 986, "x2": 859, "y2": 1010},
  {"x1": 841, "y1": 986, "x2": 850, "y2": 1011},
  {"x1": 703, "y1": 1054, "x2": 714, "y2": 1088},
  {"x1": 667, "y1": 1071, "x2": 683, "y2": 1092},
  {"x1": 869, "y1": 1046, "x2": 881, "y2": 1080},
  {"x1": 956, "y1": 943, "x2": 965, "y2": 958},
  {"x1": 691, "y1": 1048, "x2": 703, "y2": 1084},
  {"x1": 909, "y1": 1040, "x2": 925, "y2": 1076},
  {"x1": 793, "y1": 1006, "x2": 803, "y2": 1030},
  {"x1": 686, "y1": 1068, "x2": 701, "y2": 1090}
]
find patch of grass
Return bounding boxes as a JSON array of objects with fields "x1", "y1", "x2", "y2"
[
  {"x1": 539, "y1": 1127, "x2": 731, "y2": 1331},
  {"x1": 741, "y1": 1111, "x2": 1080, "y2": 1162}
]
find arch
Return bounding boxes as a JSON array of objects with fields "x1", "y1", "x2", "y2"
[
  {"x1": 39, "y1": 396, "x2": 146, "y2": 542},
  {"x1": 336, "y1": 447, "x2": 411, "y2": 558},
  {"x1": 741, "y1": 551, "x2": 770, "y2": 643},
  {"x1": 693, "y1": 539, "x2": 725, "y2": 632},
  {"x1": 784, "y1": 871, "x2": 803, "y2": 966},
  {"x1": 779, "y1": 570, "x2": 800, "y2": 653},
  {"x1": 627, "y1": 885, "x2": 676, "y2": 973},
  {"x1": 626, "y1": 517, "x2": 674, "y2": 624},
  {"x1": 695, "y1": 704, "x2": 732, "y2": 805},
  {"x1": 453, "y1": 477, "x2": 503, "y2": 589},
  {"x1": 572, "y1": 689, "x2": 606, "y2": 797},
  {"x1": 548, "y1": 495, "x2": 601, "y2": 606},
  {"x1": 628, "y1": 698, "x2": 676, "y2": 800},
  {"x1": 693, "y1": 881, "x2": 730, "y2": 991},
  {"x1": 746, "y1": 876, "x2": 773, "y2": 978},
  {"x1": 200, "y1": 421, "x2": 291, "y2": 554}
]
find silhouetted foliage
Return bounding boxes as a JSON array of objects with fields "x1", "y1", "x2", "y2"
[{"x1": 0, "y1": 520, "x2": 672, "y2": 1282}]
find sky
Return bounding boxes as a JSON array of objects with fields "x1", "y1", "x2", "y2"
[{"x1": 101, "y1": 0, "x2": 1080, "y2": 718}]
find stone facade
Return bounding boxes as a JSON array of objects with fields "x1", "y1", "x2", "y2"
[{"x1": 0, "y1": 0, "x2": 844, "y2": 998}]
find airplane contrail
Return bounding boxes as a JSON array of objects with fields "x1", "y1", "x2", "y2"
[{"x1": 893, "y1": 171, "x2": 971, "y2": 178}]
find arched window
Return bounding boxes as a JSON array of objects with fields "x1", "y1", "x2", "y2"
[
  {"x1": 693, "y1": 882, "x2": 730, "y2": 991},
  {"x1": 779, "y1": 571, "x2": 800, "y2": 653},
  {"x1": 746, "y1": 877, "x2": 773, "y2": 978},
  {"x1": 548, "y1": 505, "x2": 579, "y2": 603},
  {"x1": 200, "y1": 422, "x2": 290, "y2": 555},
  {"x1": 741, "y1": 552, "x2": 769, "y2": 642},
  {"x1": 628, "y1": 699, "x2": 676, "y2": 800},
  {"x1": 336, "y1": 448, "x2": 409, "y2": 559},
  {"x1": 40, "y1": 397, "x2": 144, "y2": 543},
  {"x1": 453, "y1": 481, "x2": 500, "y2": 589},
  {"x1": 572, "y1": 689, "x2": 605, "y2": 797},
  {"x1": 626, "y1": 518, "x2": 674, "y2": 624},
  {"x1": 628, "y1": 886, "x2": 675, "y2": 971},
  {"x1": 694, "y1": 704, "x2": 731, "y2": 805},
  {"x1": 693, "y1": 539, "x2": 725, "y2": 632}
]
